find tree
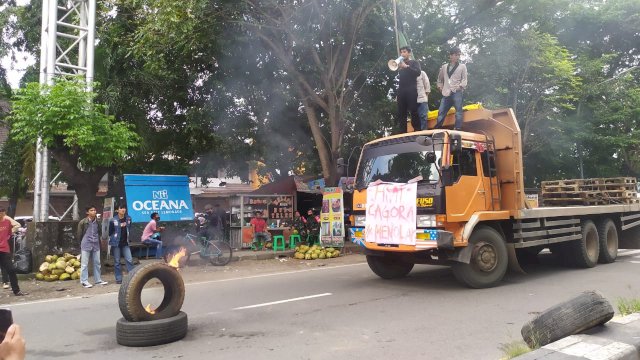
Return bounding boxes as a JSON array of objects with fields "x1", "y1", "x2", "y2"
[
  {"x1": 242, "y1": 0, "x2": 387, "y2": 185},
  {"x1": 9, "y1": 78, "x2": 140, "y2": 211}
]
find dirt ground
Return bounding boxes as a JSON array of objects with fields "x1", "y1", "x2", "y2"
[{"x1": 0, "y1": 252, "x2": 366, "y2": 305}]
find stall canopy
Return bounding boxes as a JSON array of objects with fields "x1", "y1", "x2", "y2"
[{"x1": 251, "y1": 176, "x2": 324, "y2": 195}]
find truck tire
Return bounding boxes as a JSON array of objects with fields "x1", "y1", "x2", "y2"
[
  {"x1": 521, "y1": 291, "x2": 613, "y2": 348},
  {"x1": 366, "y1": 254, "x2": 414, "y2": 279},
  {"x1": 597, "y1": 219, "x2": 618, "y2": 264},
  {"x1": 566, "y1": 220, "x2": 599, "y2": 268},
  {"x1": 118, "y1": 262, "x2": 185, "y2": 322},
  {"x1": 452, "y1": 226, "x2": 508, "y2": 288},
  {"x1": 116, "y1": 311, "x2": 188, "y2": 347}
]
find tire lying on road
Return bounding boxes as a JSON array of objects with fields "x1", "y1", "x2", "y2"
[
  {"x1": 521, "y1": 291, "x2": 614, "y2": 348},
  {"x1": 118, "y1": 262, "x2": 185, "y2": 322},
  {"x1": 116, "y1": 311, "x2": 188, "y2": 347}
]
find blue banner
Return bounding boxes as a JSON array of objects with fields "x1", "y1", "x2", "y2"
[{"x1": 124, "y1": 174, "x2": 194, "y2": 223}]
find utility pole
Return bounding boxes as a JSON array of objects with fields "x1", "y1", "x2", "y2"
[{"x1": 35, "y1": 0, "x2": 96, "y2": 221}]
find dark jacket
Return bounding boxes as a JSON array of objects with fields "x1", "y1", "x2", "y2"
[
  {"x1": 108, "y1": 215, "x2": 132, "y2": 247},
  {"x1": 76, "y1": 217, "x2": 103, "y2": 242},
  {"x1": 398, "y1": 59, "x2": 421, "y2": 92}
]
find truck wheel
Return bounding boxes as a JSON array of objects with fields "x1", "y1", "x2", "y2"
[
  {"x1": 366, "y1": 254, "x2": 414, "y2": 279},
  {"x1": 597, "y1": 219, "x2": 618, "y2": 264},
  {"x1": 452, "y1": 226, "x2": 508, "y2": 288},
  {"x1": 521, "y1": 291, "x2": 613, "y2": 348},
  {"x1": 567, "y1": 220, "x2": 599, "y2": 268}
]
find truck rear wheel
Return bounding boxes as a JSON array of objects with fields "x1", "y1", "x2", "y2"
[
  {"x1": 567, "y1": 220, "x2": 599, "y2": 268},
  {"x1": 452, "y1": 226, "x2": 508, "y2": 288},
  {"x1": 366, "y1": 254, "x2": 414, "y2": 279},
  {"x1": 597, "y1": 219, "x2": 618, "y2": 264}
]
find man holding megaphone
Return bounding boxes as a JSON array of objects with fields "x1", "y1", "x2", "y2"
[{"x1": 393, "y1": 46, "x2": 422, "y2": 134}]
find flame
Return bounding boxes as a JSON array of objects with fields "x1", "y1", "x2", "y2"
[
  {"x1": 168, "y1": 247, "x2": 187, "y2": 269},
  {"x1": 145, "y1": 304, "x2": 156, "y2": 314}
]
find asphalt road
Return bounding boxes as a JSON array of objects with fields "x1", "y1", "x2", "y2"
[{"x1": 5, "y1": 249, "x2": 640, "y2": 360}]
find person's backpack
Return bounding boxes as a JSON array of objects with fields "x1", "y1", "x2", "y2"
[{"x1": 13, "y1": 248, "x2": 33, "y2": 274}]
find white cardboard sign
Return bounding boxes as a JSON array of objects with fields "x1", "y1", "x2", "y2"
[{"x1": 365, "y1": 182, "x2": 417, "y2": 245}]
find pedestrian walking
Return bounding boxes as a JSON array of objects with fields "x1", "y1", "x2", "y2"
[
  {"x1": 0, "y1": 208, "x2": 27, "y2": 296},
  {"x1": 395, "y1": 46, "x2": 422, "y2": 134},
  {"x1": 435, "y1": 47, "x2": 468, "y2": 130},
  {"x1": 141, "y1": 212, "x2": 164, "y2": 259},
  {"x1": 109, "y1": 204, "x2": 134, "y2": 284},
  {"x1": 77, "y1": 205, "x2": 108, "y2": 288},
  {"x1": 417, "y1": 70, "x2": 431, "y2": 131}
]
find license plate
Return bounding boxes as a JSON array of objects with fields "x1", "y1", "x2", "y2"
[{"x1": 416, "y1": 232, "x2": 432, "y2": 240}]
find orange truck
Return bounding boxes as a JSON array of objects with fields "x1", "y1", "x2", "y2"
[{"x1": 348, "y1": 108, "x2": 640, "y2": 288}]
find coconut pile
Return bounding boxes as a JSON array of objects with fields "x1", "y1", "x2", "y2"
[{"x1": 36, "y1": 253, "x2": 81, "y2": 281}]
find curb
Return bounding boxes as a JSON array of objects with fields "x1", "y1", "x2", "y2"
[{"x1": 516, "y1": 313, "x2": 640, "y2": 359}]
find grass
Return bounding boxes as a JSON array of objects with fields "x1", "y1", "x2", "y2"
[
  {"x1": 616, "y1": 297, "x2": 640, "y2": 316},
  {"x1": 499, "y1": 340, "x2": 532, "y2": 360}
]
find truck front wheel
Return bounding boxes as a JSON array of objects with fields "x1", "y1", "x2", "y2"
[
  {"x1": 452, "y1": 226, "x2": 508, "y2": 288},
  {"x1": 366, "y1": 254, "x2": 414, "y2": 279}
]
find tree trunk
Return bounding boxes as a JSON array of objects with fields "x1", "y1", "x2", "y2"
[{"x1": 49, "y1": 149, "x2": 107, "y2": 215}]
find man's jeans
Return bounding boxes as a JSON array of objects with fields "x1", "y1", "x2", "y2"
[
  {"x1": 435, "y1": 91, "x2": 464, "y2": 129},
  {"x1": 142, "y1": 238, "x2": 163, "y2": 258},
  {"x1": 418, "y1": 102, "x2": 428, "y2": 130},
  {"x1": 80, "y1": 249, "x2": 103, "y2": 284},
  {"x1": 112, "y1": 245, "x2": 134, "y2": 282}
]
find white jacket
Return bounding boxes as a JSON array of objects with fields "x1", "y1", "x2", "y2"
[{"x1": 416, "y1": 71, "x2": 430, "y2": 103}]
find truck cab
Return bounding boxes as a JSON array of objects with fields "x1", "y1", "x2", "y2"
[{"x1": 351, "y1": 108, "x2": 526, "y2": 288}]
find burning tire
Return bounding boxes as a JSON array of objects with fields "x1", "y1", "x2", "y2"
[
  {"x1": 116, "y1": 311, "x2": 188, "y2": 347},
  {"x1": 118, "y1": 262, "x2": 185, "y2": 322}
]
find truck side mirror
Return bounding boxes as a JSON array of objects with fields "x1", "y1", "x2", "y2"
[{"x1": 450, "y1": 133, "x2": 462, "y2": 153}]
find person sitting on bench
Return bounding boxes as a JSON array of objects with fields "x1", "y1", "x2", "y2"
[{"x1": 141, "y1": 212, "x2": 165, "y2": 259}]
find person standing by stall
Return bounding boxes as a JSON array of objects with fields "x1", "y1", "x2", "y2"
[
  {"x1": 77, "y1": 205, "x2": 108, "y2": 288},
  {"x1": 250, "y1": 211, "x2": 270, "y2": 250},
  {"x1": 305, "y1": 209, "x2": 320, "y2": 245},
  {"x1": 0, "y1": 208, "x2": 27, "y2": 296}
]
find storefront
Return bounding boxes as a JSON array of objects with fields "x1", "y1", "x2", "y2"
[{"x1": 229, "y1": 176, "x2": 323, "y2": 249}]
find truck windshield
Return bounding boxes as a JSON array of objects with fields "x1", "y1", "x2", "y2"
[{"x1": 355, "y1": 148, "x2": 441, "y2": 189}]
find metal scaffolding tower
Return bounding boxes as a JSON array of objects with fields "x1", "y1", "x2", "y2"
[{"x1": 35, "y1": 0, "x2": 96, "y2": 221}]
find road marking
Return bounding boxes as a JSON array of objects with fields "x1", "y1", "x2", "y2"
[
  {"x1": 5, "y1": 262, "x2": 366, "y2": 307},
  {"x1": 618, "y1": 249, "x2": 640, "y2": 256},
  {"x1": 630, "y1": 261, "x2": 640, "y2": 264},
  {"x1": 233, "y1": 293, "x2": 332, "y2": 310}
]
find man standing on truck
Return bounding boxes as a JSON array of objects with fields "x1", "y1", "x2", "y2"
[
  {"x1": 435, "y1": 47, "x2": 467, "y2": 130},
  {"x1": 417, "y1": 70, "x2": 431, "y2": 131},
  {"x1": 395, "y1": 46, "x2": 422, "y2": 134}
]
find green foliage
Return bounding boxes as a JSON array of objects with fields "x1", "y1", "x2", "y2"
[
  {"x1": 499, "y1": 340, "x2": 533, "y2": 359},
  {"x1": 616, "y1": 297, "x2": 640, "y2": 316},
  {"x1": 9, "y1": 78, "x2": 139, "y2": 169}
]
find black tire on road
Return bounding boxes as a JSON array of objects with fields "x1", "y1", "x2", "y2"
[
  {"x1": 116, "y1": 311, "x2": 188, "y2": 347},
  {"x1": 452, "y1": 226, "x2": 508, "y2": 289},
  {"x1": 566, "y1": 220, "x2": 599, "y2": 268},
  {"x1": 597, "y1": 218, "x2": 618, "y2": 264},
  {"x1": 366, "y1": 254, "x2": 414, "y2": 279},
  {"x1": 207, "y1": 240, "x2": 233, "y2": 266},
  {"x1": 118, "y1": 262, "x2": 185, "y2": 322},
  {"x1": 521, "y1": 291, "x2": 613, "y2": 348}
]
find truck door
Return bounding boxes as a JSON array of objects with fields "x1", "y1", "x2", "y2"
[{"x1": 445, "y1": 147, "x2": 487, "y2": 222}]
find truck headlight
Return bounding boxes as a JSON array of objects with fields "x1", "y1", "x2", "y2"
[
  {"x1": 417, "y1": 215, "x2": 436, "y2": 228},
  {"x1": 354, "y1": 215, "x2": 366, "y2": 227}
]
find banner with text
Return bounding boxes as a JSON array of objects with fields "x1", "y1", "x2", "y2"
[
  {"x1": 124, "y1": 174, "x2": 194, "y2": 223},
  {"x1": 320, "y1": 187, "x2": 345, "y2": 248},
  {"x1": 365, "y1": 182, "x2": 417, "y2": 245}
]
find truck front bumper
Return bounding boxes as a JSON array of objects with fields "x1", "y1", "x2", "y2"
[{"x1": 350, "y1": 227, "x2": 454, "y2": 251}]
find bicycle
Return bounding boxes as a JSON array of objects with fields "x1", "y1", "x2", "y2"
[{"x1": 181, "y1": 232, "x2": 233, "y2": 266}]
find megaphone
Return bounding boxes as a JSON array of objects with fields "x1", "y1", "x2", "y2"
[{"x1": 388, "y1": 56, "x2": 404, "y2": 71}]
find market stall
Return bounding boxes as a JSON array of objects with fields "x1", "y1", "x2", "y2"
[{"x1": 229, "y1": 176, "x2": 323, "y2": 249}]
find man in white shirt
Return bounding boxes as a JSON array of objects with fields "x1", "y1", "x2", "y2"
[
  {"x1": 435, "y1": 47, "x2": 468, "y2": 130},
  {"x1": 416, "y1": 71, "x2": 431, "y2": 130}
]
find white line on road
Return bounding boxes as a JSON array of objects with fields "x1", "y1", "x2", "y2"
[
  {"x1": 630, "y1": 261, "x2": 640, "y2": 264},
  {"x1": 619, "y1": 249, "x2": 640, "y2": 256},
  {"x1": 5, "y1": 262, "x2": 365, "y2": 308},
  {"x1": 233, "y1": 293, "x2": 332, "y2": 310}
]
